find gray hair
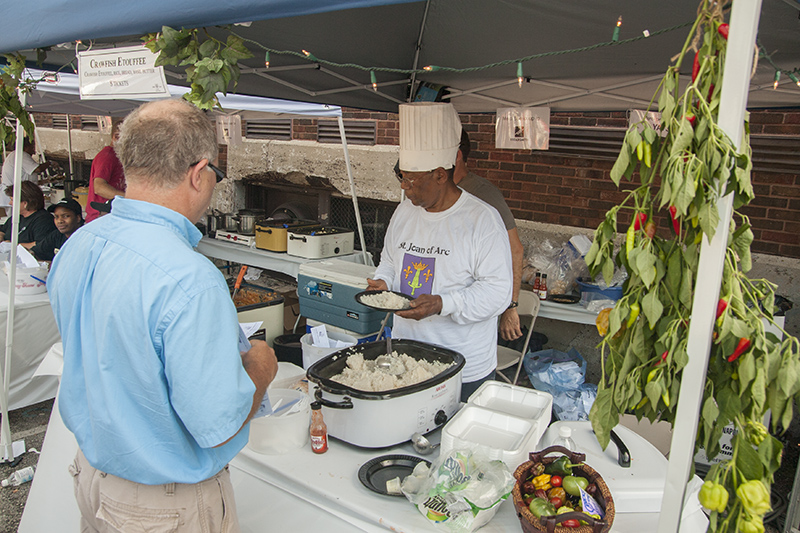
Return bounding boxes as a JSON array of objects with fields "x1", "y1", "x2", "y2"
[{"x1": 116, "y1": 99, "x2": 218, "y2": 188}]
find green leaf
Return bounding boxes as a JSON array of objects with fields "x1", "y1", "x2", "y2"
[
  {"x1": 717, "y1": 386, "x2": 741, "y2": 426},
  {"x1": 751, "y1": 367, "x2": 766, "y2": 412},
  {"x1": 642, "y1": 290, "x2": 664, "y2": 329},
  {"x1": 665, "y1": 250, "x2": 681, "y2": 296},
  {"x1": 735, "y1": 432, "x2": 764, "y2": 480},
  {"x1": 702, "y1": 396, "x2": 720, "y2": 427},
  {"x1": 779, "y1": 356, "x2": 799, "y2": 396},
  {"x1": 637, "y1": 250, "x2": 657, "y2": 288},
  {"x1": 672, "y1": 343, "x2": 689, "y2": 370},
  {"x1": 697, "y1": 199, "x2": 720, "y2": 240},
  {"x1": 758, "y1": 434, "x2": 783, "y2": 475},
  {"x1": 679, "y1": 265, "x2": 693, "y2": 309},
  {"x1": 610, "y1": 148, "x2": 630, "y2": 187},
  {"x1": 198, "y1": 39, "x2": 217, "y2": 58},
  {"x1": 589, "y1": 387, "x2": 618, "y2": 450},
  {"x1": 669, "y1": 117, "x2": 694, "y2": 158},
  {"x1": 738, "y1": 351, "x2": 756, "y2": 392},
  {"x1": 602, "y1": 257, "x2": 615, "y2": 287},
  {"x1": 645, "y1": 380, "x2": 661, "y2": 408}
]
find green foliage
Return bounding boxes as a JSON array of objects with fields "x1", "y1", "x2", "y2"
[
  {"x1": 0, "y1": 53, "x2": 36, "y2": 145},
  {"x1": 586, "y1": 2, "x2": 799, "y2": 531},
  {"x1": 142, "y1": 27, "x2": 252, "y2": 110}
]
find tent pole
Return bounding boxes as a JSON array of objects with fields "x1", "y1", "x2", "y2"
[
  {"x1": 656, "y1": 1, "x2": 761, "y2": 530},
  {"x1": 1, "y1": 90, "x2": 27, "y2": 463},
  {"x1": 337, "y1": 116, "x2": 369, "y2": 266},
  {"x1": 66, "y1": 114, "x2": 74, "y2": 180},
  {"x1": 407, "y1": 0, "x2": 432, "y2": 102}
]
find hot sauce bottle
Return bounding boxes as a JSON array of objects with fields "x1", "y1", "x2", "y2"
[
  {"x1": 310, "y1": 401, "x2": 328, "y2": 454},
  {"x1": 539, "y1": 274, "x2": 548, "y2": 301},
  {"x1": 532, "y1": 272, "x2": 541, "y2": 296}
]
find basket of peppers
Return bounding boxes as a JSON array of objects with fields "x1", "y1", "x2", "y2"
[{"x1": 512, "y1": 446, "x2": 615, "y2": 533}]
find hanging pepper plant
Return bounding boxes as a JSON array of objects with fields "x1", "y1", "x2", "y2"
[
  {"x1": 0, "y1": 53, "x2": 35, "y2": 146},
  {"x1": 585, "y1": 1, "x2": 800, "y2": 531}
]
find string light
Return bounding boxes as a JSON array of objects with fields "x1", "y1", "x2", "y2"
[
  {"x1": 612, "y1": 16, "x2": 622, "y2": 42},
  {"x1": 773, "y1": 70, "x2": 780, "y2": 90},
  {"x1": 789, "y1": 72, "x2": 800, "y2": 87},
  {"x1": 264, "y1": 51, "x2": 270, "y2": 68},
  {"x1": 517, "y1": 62, "x2": 524, "y2": 88},
  {"x1": 423, "y1": 65, "x2": 440, "y2": 72},
  {"x1": 302, "y1": 49, "x2": 318, "y2": 61},
  {"x1": 370, "y1": 71, "x2": 378, "y2": 91}
]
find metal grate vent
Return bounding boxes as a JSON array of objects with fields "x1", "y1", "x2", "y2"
[
  {"x1": 318, "y1": 120, "x2": 376, "y2": 145},
  {"x1": 749, "y1": 135, "x2": 800, "y2": 174},
  {"x1": 244, "y1": 119, "x2": 292, "y2": 140},
  {"x1": 546, "y1": 126, "x2": 626, "y2": 160},
  {"x1": 80, "y1": 116, "x2": 99, "y2": 131},
  {"x1": 51, "y1": 115, "x2": 69, "y2": 130},
  {"x1": 330, "y1": 196, "x2": 398, "y2": 257}
]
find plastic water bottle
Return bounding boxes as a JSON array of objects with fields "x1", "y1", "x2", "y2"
[
  {"x1": 553, "y1": 426, "x2": 578, "y2": 452},
  {"x1": 2, "y1": 465, "x2": 35, "y2": 487}
]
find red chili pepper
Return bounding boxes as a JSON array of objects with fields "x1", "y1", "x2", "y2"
[
  {"x1": 691, "y1": 51, "x2": 701, "y2": 82},
  {"x1": 562, "y1": 519, "x2": 580, "y2": 528},
  {"x1": 644, "y1": 221, "x2": 656, "y2": 239},
  {"x1": 655, "y1": 350, "x2": 669, "y2": 366},
  {"x1": 686, "y1": 114, "x2": 697, "y2": 127},
  {"x1": 634, "y1": 213, "x2": 647, "y2": 231},
  {"x1": 718, "y1": 23, "x2": 729, "y2": 40},
  {"x1": 716, "y1": 299, "x2": 728, "y2": 319},
  {"x1": 708, "y1": 83, "x2": 716, "y2": 102},
  {"x1": 727, "y1": 338, "x2": 751, "y2": 362},
  {"x1": 669, "y1": 206, "x2": 681, "y2": 236}
]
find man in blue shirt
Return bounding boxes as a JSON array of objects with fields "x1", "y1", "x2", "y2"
[{"x1": 48, "y1": 99, "x2": 277, "y2": 532}]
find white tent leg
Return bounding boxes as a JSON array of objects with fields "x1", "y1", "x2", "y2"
[
  {"x1": 337, "y1": 116, "x2": 370, "y2": 266},
  {"x1": 656, "y1": 1, "x2": 761, "y2": 531},
  {"x1": 1, "y1": 90, "x2": 27, "y2": 463},
  {"x1": 66, "y1": 114, "x2": 74, "y2": 180}
]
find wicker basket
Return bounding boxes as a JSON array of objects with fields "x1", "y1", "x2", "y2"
[{"x1": 512, "y1": 446, "x2": 615, "y2": 533}]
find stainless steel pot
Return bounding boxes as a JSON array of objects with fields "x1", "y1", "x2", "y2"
[
  {"x1": 222, "y1": 213, "x2": 238, "y2": 231},
  {"x1": 237, "y1": 212, "x2": 261, "y2": 235},
  {"x1": 206, "y1": 213, "x2": 225, "y2": 237}
]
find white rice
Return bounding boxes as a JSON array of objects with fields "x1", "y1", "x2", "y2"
[
  {"x1": 361, "y1": 291, "x2": 410, "y2": 310},
  {"x1": 331, "y1": 352, "x2": 451, "y2": 391}
]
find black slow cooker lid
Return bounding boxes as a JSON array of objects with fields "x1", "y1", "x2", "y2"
[{"x1": 306, "y1": 339, "x2": 466, "y2": 400}]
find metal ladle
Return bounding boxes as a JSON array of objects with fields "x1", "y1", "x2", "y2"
[{"x1": 410, "y1": 432, "x2": 440, "y2": 455}]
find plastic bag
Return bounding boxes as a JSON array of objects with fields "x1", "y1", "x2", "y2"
[
  {"x1": 524, "y1": 238, "x2": 589, "y2": 295},
  {"x1": 401, "y1": 448, "x2": 515, "y2": 533},
  {"x1": 523, "y1": 348, "x2": 597, "y2": 421}
]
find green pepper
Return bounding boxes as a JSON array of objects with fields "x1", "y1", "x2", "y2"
[
  {"x1": 737, "y1": 513, "x2": 765, "y2": 533},
  {"x1": 627, "y1": 303, "x2": 640, "y2": 328},
  {"x1": 562, "y1": 475, "x2": 589, "y2": 497},
  {"x1": 528, "y1": 498, "x2": 557, "y2": 518},
  {"x1": 745, "y1": 421, "x2": 769, "y2": 446},
  {"x1": 698, "y1": 481, "x2": 728, "y2": 513},
  {"x1": 736, "y1": 480, "x2": 771, "y2": 516},
  {"x1": 545, "y1": 456, "x2": 577, "y2": 476}
]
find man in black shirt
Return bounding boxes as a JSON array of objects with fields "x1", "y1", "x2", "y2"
[
  {"x1": 0, "y1": 181, "x2": 57, "y2": 244},
  {"x1": 28, "y1": 198, "x2": 84, "y2": 261}
]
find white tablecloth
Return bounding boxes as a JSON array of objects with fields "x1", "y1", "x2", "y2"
[
  {"x1": 0, "y1": 274, "x2": 60, "y2": 410},
  {"x1": 21, "y1": 389, "x2": 708, "y2": 533}
]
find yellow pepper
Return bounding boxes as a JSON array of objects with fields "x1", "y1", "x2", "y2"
[
  {"x1": 636, "y1": 140, "x2": 644, "y2": 161},
  {"x1": 627, "y1": 303, "x2": 640, "y2": 328},
  {"x1": 643, "y1": 143, "x2": 652, "y2": 168},
  {"x1": 532, "y1": 474, "x2": 552, "y2": 491}
]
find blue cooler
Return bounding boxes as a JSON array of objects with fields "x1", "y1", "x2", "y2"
[{"x1": 297, "y1": 259, "x2": 390, "y2": 335}]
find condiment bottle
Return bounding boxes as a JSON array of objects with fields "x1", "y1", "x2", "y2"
[
  {"x1": 539, "y1": 274, "x2": 548, "y2": 300},
  {"x1": 553, "y1": 425, "x2": 578, "y2": 452},
  {"x1": 2, "y1": 465, "x2": 35, "y2": 487},
  {"x1": 532, "y1": 272, "x2": 541, "y2": 295},
  {"x1": 310, "y1": 401, "x2": 328, "y2": 454}
]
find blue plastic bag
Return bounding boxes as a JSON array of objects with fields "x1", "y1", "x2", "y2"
[{"x1": 523, "y1": 348, "x2": 596, "y2": 421}]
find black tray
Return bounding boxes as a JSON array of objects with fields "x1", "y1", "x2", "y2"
[
  {"x1": 548, "y1": 294, "x2": 580, "y2": 304},
  {"x1": 355, "y1": 290, "x2": 414, "y2": 311},
  {"x1": 358, "y1": 454, "x2": 430, "y2": 497}
]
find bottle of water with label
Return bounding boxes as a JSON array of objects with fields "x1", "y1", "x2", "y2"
[
  {"x1": 2, "y1": 465, "x2": 36, "y2": 487},
  {"x1": 553, "y1": 426, "x2": 578, "y2": 452}
]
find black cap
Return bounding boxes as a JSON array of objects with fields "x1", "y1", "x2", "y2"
[
  {"x1": 90, "y1": 200, "x2": 113, "y2": 214},
  {"x1": 48, "y1": 198, "x2": 83, "y2": 219}
]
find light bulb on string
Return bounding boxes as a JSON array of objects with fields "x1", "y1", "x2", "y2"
[
  {"x1": 302, "y1": 49, "x2": 318, "y2": 61},
  {"x1": 612, "y1": 16, "x2": 622, "y2": 42},
  {"x1": 264, "y1": 51, "x2": 270, "y2": 69},
  {"x1": 370, "y1": 71, "x2": 378, "y2": 92},
  {"x1": 517, "y1": 62, "x2": 524, "y2": 88},
  {"x1": 423, "y1": 65, "x2": 440, "y2": 72},
  {"x1": 773, "y1": 70, "x2": 780, "y2": 90},
  {"x1": 789, "y1": 72, "x2": 800, "y2": 87}
]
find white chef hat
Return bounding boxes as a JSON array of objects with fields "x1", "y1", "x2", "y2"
[{"x1": 398, "y1": 102, "x2": 462, "y2": 172}]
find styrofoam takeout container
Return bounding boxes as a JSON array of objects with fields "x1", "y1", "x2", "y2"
[
  {"x1": 467, "y1": 380, "x2": 552, "y2": 449},
  {"x1": 440, "y1": 404, "x2": 537, "y2": 470},
  {"x1": 247, "y1": 388, "x2": 310, "y2": 455}
]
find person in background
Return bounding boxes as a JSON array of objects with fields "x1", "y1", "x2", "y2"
[
  {"x1": 48, "y1": 99, "x2": 277, "y2": 532},
  {"x1": 24, "y1": 198, "x2": 84, "y2": 261},
  {"x1": 369, "y1": 102, "x2": 513, "y2": 402},
  {"x1": 84, "y1": 119, "x2": 125, "y2": 222},
  {"x1": 454, "y1": 129, "x2": 526, "y2": 342},
  {"x1": 0, "y1": 135, "x2": 53, "y2": 214},
  {"x1": 0, "y1": 181, "x2": 57, "y2": 244}
]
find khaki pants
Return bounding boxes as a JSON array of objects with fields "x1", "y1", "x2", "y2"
[{"x1": 69, "y1": 450, "x2": 240, "y2": 533}]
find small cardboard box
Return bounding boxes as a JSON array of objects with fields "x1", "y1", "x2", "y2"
[{"x1": 282, "y1": 291, "x2": 305, "y2": 334}]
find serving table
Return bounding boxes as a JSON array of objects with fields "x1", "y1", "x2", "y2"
[
  {"x1": 537, "y1": 299, "x2": 599, "y2": 325},
  {"x1": 0, "y1": 274, "x2": 60, "y2": 410}
]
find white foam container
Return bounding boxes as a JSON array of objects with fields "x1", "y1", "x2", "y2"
[
  {"x1": 300, "y1": 331, "x2": 357, "y2": 369},
  {"x1": 467, "y1": 380, "x2": 552, "y2": 449},
  {"x1": 268, "y1": 362, "x2": 306, "y2": 390},
  {"x1": 247, "y1": 388, "x2": 311, "y2": 455},
  {"x1": 440, "y1": 405, "x2": 536, "y2": 470},
  {"x1": 3, "y1": 267, "x2": 48, "y2": 295}
]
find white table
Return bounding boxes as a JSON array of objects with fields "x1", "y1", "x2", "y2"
[
  {"x1": 0, "y1": 275, "x2": 60, "y2": 410},
  {"x1": 197, "y1": 237, "x2": 372, "y2": 280},
  {"x1": 21, "y1": 390, "x2": 708, "y2": 533},
  {"x1": 538, "y1": 299, "x2": 600, "y2": 325}
]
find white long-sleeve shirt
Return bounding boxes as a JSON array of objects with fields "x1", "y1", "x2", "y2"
[{"x1": 373, "y1": 191, "x2": 513, "y2": 382}]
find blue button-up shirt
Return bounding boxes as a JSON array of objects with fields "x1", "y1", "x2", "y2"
[{"x1": 49, "y1": 197, "x2": 255, "y2": 484}]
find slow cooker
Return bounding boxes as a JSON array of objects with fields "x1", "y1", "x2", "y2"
[{"x1": 307, "y1": 339, "x2": 465, "y2": 448}]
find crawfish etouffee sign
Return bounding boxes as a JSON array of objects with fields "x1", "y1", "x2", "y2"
[{"x1": 586, "y1": 1, "x2": 800, "y2": 531}]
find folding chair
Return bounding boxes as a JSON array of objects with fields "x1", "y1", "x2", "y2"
[{"x1": 496, "y1": 290, "x2": 541, "y2": 385}]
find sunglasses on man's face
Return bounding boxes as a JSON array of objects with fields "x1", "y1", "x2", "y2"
[{"x1": 190, "y1": 161, "x2": 225, "y2": 183}]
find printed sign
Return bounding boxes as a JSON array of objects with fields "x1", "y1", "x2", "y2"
[
  {"x1": 78, "y1": 45, "x2": 169, "y2": 100},
  {"x1": 495, "y1": 107, "x2": 550, "y2": 150}
]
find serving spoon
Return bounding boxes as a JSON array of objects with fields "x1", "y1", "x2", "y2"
[{"x1": 410, "y1": 432, "x2": 440, "y2": 455}]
